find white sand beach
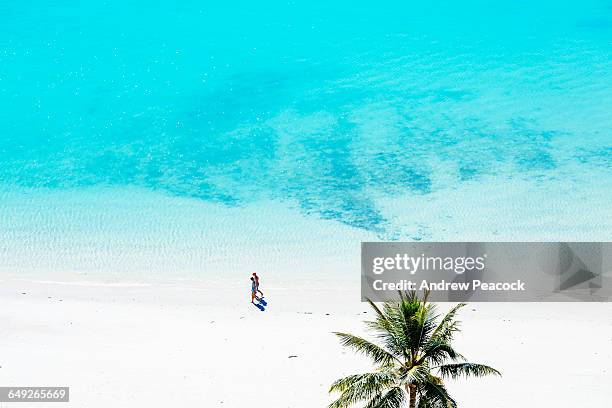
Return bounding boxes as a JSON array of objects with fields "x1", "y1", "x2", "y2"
[{"x1": 1, "y1": 278, "x2": 611, "y2": 408}]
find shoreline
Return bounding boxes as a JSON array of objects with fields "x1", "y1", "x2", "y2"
[{"x1": 2, "y1": 168, "x2": 612, "y2": 284}]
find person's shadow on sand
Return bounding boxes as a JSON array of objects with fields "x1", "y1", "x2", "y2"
[{"x1": 252, "y1": 298, "x2": 267, "y2": 311}]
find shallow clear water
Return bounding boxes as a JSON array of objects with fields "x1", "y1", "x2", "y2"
[{"x1": 1, "y1": 1, "x2": 611, "y2": 277}]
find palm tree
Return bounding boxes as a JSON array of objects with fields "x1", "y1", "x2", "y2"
[{"x1": 329, "y1": 291, "x2": 500, "y2": 408}]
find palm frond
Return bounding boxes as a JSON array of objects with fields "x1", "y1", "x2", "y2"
[
  {"x1": 363, "y1": 386, "x2": 406, "y2": 408},
  {"x1": 417, "y1": 376, "x2": 457, "y2": 408},
  {"x1": 418, "y1": 340, "x2": 464, "y2": 365},
  {"x1": 411, "y1": 302, "x2": 438, "y2": 356},
  {"x1": 365, "y1": 303, "x2": 413, "y2": 359},
  {"x1": 365, "y1": 299, "x2": 408, "y2": 357},
  {"x1": 328, "y1": 372, "x2": 398, "y2": 408},
  {"x1": 364, "y1": 322, "x2": 409, "y2": 361},
  {"x1": 393, "y1": 292, "x2": 436, "y2": 357},
  {"x1": 399, "y1": 363, "x2": 430, "y2": 384},
  {"x1": 329, "y1": 372, "x2": 397, "y2": 393},
  {"x1": 366, "y1": 298, "x2": 387, "y2": 321},
  {"x1": 334, "y1": 332, "x2": 399, "y2": 366},
  {"x1": 383, "y1": 297, "x2": 421, "y2": 358},
  {"x1": 429, "y1": 303, "x2": 465, "y2": 343},
  {"x1": 437, "y1": 363, "x2": 501, "y2": 379}
]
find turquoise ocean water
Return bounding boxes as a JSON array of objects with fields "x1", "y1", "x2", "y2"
[{"x1": 1, "y1": 1, "x2": 611, "y2": 279}]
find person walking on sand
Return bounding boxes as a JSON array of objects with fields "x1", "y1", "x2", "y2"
[
  {"x1": 252, "y1": 272, "x2": 264, "y2": 298},
  {"x1": 250, "y1": 277, "x2": 258, "y2": 304}
]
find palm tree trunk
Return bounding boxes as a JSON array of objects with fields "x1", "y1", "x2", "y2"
[{"x1": 407, "y1": 384, "x2": 416, "y2": 408}]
